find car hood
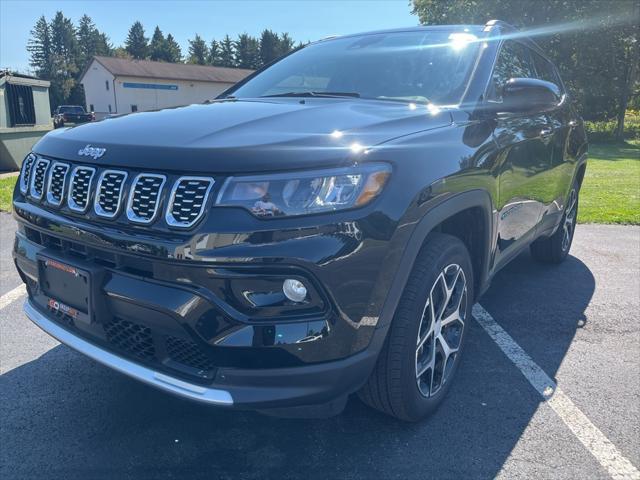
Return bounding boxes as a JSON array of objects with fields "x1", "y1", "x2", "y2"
[{"x1": 34, "y1": 98, "x2": 452, "y2": 173}]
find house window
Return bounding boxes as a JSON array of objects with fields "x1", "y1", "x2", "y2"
[
  {"x1": 6, "y1": 83, "x2": 36, "y2": 127},
  {"x1": 89, "y1": 104, "x2": 94, "y2": 112},
  {"x1": 108, "y1": 104, "x2": 112, "y2": 113},
  {"x1": 131, "y1": 105, "x2": 138, "y2": 112},
  {"x1": 105, "y1": 80, "x2": 110, "y2": 91}
]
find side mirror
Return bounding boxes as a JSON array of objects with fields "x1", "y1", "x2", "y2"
[{"x1": 500, "y1": 78, "x2": 561, "y2": 113}]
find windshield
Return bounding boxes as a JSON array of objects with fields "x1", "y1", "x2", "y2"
[
  {"x1": 59, "y1": 106, "x2": 84, "y2": 114},
  {"x1": 230, "y1": 30, "x2": 481, "y2": 105}
]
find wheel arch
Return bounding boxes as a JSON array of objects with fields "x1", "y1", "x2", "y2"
[{"x1": 375, "y1": 190, "x2": 493, "y2": 337}]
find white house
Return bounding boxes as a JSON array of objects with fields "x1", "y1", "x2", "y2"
[{"x1": 80, "y1": 56, "x2": 253, "y2": 119}]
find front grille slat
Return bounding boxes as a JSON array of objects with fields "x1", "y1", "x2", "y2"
[
  {"x1": 165, "y1": 176, "x2": 214, "y2": 228},
  {"x1": 29, "y1": 158, "x2": 50, "y2": 200},
  {"x1": 67, "y1": 166, "x2": 96, "y2": 212},
  {"x1": 94, "y1": 170, "x2": 127, "y2": 218},
  {"x1": 19, "y1": 153, "x2": 37, "y2": 194},
  {"x1": 46, "y1": 162, "x2": 70, "y2": 206},
  {"x1": 126, "y1": 174, "x2": 166, "y2": 224}
]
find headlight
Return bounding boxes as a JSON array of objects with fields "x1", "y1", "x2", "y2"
[{"x1": 216, "y1": 163, "x2": 391, "y2": 218}]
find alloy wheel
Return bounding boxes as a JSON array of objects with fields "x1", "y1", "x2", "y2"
[
  {"x1": 562, "y1": 188, "x2": 578, "y2": 252},
  {"x1": 415, "y1": 263, "x2": 468, "y2": 398}
]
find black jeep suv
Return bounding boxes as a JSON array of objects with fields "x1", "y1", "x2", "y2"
[{"x1": 13, "y1": 21, "x2": 587, "y2": 421}]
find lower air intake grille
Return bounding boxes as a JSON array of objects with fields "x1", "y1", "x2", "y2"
[
  {"x1": 46, "y1": 162, "x2": 70, "y2": 206},
  {"x1": 165, "y1": 177, "x2": 214, "y2": 228},
  {"x1": 29, "y1": 158, "x2": 50, "y2": 200},
  {"x1": 166, "y1": 336, "x2": 214, "y2": 372},
  {"x1": 104, "y1": 318, "x2": 155, "y2": 361},
  {"x1": 68, "y1": 166, "x2": 96, "y2": 212},
  {"x1": 19, "y1": 153, "x2": 36, "y2": 194},
  {"x1": 127, "y1": 174, "x2": 166, "y2": 223},
  {"x1": 95, "y1": 170, "x2": 127, "y2": 218}
]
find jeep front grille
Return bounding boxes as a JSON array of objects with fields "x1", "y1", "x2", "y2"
[
  {"x1": 165, "y1": 177, "x2": 214, "y2": 228},
  {"x1": 46, "y1": 162, "x2": 70, "y2": 206},
  {"x1": 19, "y1": 153, "x2": 37, "y2": 194},
  {"x1": 67, "y1": 166, "x2": 96, "y2": 212},
  {"x1": 94, "y1": 170, "x2": 127, "y2": 218},
  {"x1": 126, "y1": 173, "x2": 166, "y2": 223},
  {"x1": 22, "y1": 160, "x2": 215, "y2": 229},
  {"x1": 29, "y1": 158, "x2": 50, "y2": 200}
]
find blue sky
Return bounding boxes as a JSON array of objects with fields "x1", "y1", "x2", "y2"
[{"x1": 1, "y1": 0, "x2": 417, "y2": 72}]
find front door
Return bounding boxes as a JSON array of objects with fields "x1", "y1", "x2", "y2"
[{"x1": 487, "y1": 40, "x2": 554, "y2": 268}]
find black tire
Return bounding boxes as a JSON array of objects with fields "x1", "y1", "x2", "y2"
[
  {"x1": 358, "y1": 233, "x2": 474, "y2": 421},
  {"x1": 530, "y1": 182, "x2": 579, "y2": 264}
]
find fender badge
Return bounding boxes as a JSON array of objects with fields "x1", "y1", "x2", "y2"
[{"x1": 78, "y1": 144, "x2": 106, "y2": 159}]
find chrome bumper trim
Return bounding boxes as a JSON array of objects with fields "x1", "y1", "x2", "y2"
[{"x1": 24, "y1": 299, "x2": 234, "y2": 406}]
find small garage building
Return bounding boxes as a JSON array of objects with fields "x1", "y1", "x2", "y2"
[{"x1": 80, "y1": 56, "x2": 253, "y2": 119}]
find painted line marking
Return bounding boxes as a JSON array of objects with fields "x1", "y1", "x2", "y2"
[
  {"x1": 0, "y1": 284, "x2": 26, "y2": 310},
  {"x1": 473, "y1": 304, "x2": 640, "y2": 480}
]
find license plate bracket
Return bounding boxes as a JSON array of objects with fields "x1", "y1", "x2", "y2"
[{"x1": 37, "y1": 253, "x2": 93, "y2": 325}]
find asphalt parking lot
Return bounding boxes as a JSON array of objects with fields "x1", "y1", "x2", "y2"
[{"x1": 1, "y1": 212, "x2": 638, "y2": 480}]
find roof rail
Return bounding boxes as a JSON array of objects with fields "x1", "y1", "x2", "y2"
[{"x1": 484, "y1": 19, "x2": 517, "y2": 32}]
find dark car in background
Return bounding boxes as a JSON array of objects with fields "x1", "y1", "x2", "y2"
[
  {"x1": 13, "y1": 20, "x2": 587, "y2": 421},
  {"x1": 53, "y1": 105, "x2": 94, "y2": 128}
]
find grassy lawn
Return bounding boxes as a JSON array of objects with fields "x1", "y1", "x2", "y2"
[
  {"x1": 578, "y1": 142, "x2": 640, "y2": 224},
  {"x1": 0, "y1": 176, "x2": 16, "y2": 213}
]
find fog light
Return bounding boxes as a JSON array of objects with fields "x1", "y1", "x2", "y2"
[{"x1": 283, "y1": 279, "x2": 307, "y2": 303}]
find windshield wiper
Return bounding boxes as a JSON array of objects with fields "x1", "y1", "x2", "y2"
[{"x1": 261, "y1": 91, "x2": 361, "y2": 99}]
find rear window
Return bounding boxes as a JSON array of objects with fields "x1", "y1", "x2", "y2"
[{"x1": 59, "y1": 106, "x2": 85, "y2": 114}]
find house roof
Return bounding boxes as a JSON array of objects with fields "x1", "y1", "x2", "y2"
[
  {"x1": 87, "y1": 56, "x2": 254, "y2": 84},
  {"x1": 0, "y1": 70, "x2": 50, "y2": 88}
]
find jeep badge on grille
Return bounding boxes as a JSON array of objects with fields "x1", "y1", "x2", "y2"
[{"x1": 78, "y1": 144, "x2": 106, "y2": 160}]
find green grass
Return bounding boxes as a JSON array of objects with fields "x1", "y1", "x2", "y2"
[
  {"x1": 578, "y1": 142, "x2": 640, "y2": 224},
  {"x1": 0, "y1": 176, "x2": 17, "y2": 213}
]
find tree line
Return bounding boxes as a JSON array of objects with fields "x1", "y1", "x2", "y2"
[
  {"x1": 27, "y1": 12, "x2": 301, "y2": 111},
  {"x1": 412, "y1": 0, "x2": 639, "y2": 138}
]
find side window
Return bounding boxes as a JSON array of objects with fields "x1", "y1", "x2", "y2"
[
  {"x1": 488, "y1": 41, "x2": 536, "y2": 101},
  {"x1": 531, "y1": 51, "x2": 562, "y2": 89}
]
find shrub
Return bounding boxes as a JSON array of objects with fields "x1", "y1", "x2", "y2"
[{"x1": 584, "y1": 110, "x2": 640, "y2": 143}]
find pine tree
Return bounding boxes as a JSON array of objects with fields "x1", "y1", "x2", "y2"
[
  {"x1": 125, "y1": 21, "x2": 149, "y2": 59},
  {"x1": 77, "y1": 15, "x2": 110, "y2": 67},
  {"x1": 149, "y1": 26, "x2": 165, "y2": 61},
  {"x1": 219, "y1": 35, "x2": 235, "y2": 67},
  {"x1": 208, "y1": 39, "x2": 221, "y2": 66},
  {"x1": 27, "y1": 16, "x2": 52, "y2": 79},
  {"x1": 188, "y1": 34, "x2": 208, "y2": 65},
  {"x1": 49, "y1": 11, "x2": 79, "y2": 110},
  {"x1": 278, "y1": 33, "x2": 295, "y2": 57},
  {"x1": 259, "y1": 29, "x2": 280, "y2": 66},
  {"x1": 235, "y1": 33, "x2": 260, "y2": 69},
  {"x1": 163, "y1": 34, "x2": 182, "y2": 62}
]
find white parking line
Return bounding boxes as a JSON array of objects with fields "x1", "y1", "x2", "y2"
[
  {"x1": 473, "y1": 304, "x2": 640, "y2": 480},
  {"x1": 0, "y1": 284, "x2": 26, "y2": 310}
]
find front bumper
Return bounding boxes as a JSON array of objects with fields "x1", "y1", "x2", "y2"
[
  {"x1": 12, "y1": 197, "x2": 397, "y2": 409},
  {"x1": 24, "y1": 298, "x2": 378, "y2": 409}
]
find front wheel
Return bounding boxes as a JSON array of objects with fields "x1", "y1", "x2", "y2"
[
  {"x1": 530, "y1": 183, "x2": 579, "y2": 263},
  {"x1": 358, "y1": 233, "x2": 473, "y2": 421}
]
